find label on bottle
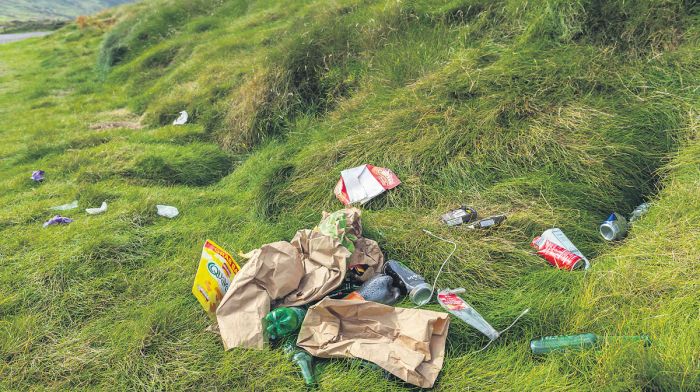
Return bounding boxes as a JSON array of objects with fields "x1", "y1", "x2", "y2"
[{"x1": 437, "y1": 292, "x2": 467, "y2": 311}]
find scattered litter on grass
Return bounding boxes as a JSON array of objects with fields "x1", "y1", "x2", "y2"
[
  {"x1": 192, "y1": 240, "x2": 240, "y2": 314},
  {"x1": 384, "y1": 259, "x2": 432, "y2": 306},
  {"x1": 216, "y1": 229, "x2": 350, "y2": 349},
  {"x1": 50, "y1": 200, "x2": 78, "y2": 211},
  {"x1": 264, "y1": 307, "x2": 306, "y2": 340},
  {"x1": 156, "y1": 204, "x2": 179, "y2": 218},
  {"x1": 85, "y1": 201, "x2": 108, "y2": 215},
  {"x1": 43, "y1": 215, "x2": 73, "y2": 228},
  {"x1": 535, "y1": 228, "x2": 589, "y2": 269},
  {"x1": 442, "y1": 206, "x2": 478, "y2": 226},
  {"x1": 600, "y1": 212, "x2": 628, "y2": 241},
  {"x1": 438, "y1": 288, "x2": 529, "y2": 351},
  {"x1": 334, "y1": 164, "x2": 400, "y2": 205},
  {"x1": 31, "y1": 170, "x2": 44, "y2": 182},
  {"x1": 173, "y1": 110, "x2": 188, "y2": 125},
  {"x1": 297, "y1": 297, "x2": 449, "y2": 388},
  {"x1": 530, "y1": 333, "x2": 651, "y2": 355},
  {"x1": 283, "y1": 339, "x2": 317, "y2": 386},
  {"x1": 466, "y1": 214, "x2": 506, "y2": 229},
  {"x1": 344, "y1": 274, "x2": 401, "y2": 305}
]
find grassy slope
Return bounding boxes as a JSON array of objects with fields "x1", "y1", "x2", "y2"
[
  {"x1": 0, "y1": 0, "x2": 698, "y2": 390},
  {"x1": 0, "y1": 1, "x2": 134, "y2": 22}
]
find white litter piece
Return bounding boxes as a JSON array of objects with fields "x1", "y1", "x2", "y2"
[
  {"x1": 86, "y1": 201, "x2": 108, "y2": 215},
  {"x1": 156, "y1": 204, "x2": 179, "y2": 218},
  {"x1": 334, "y1": 164, "x2": 401, "y2": 205},
  {"x1": 50, "y1": 200, "x2": 79, "y2": 211},
  {"x1": 173, "y1": 111, "x2": 188, "y2": 125}
]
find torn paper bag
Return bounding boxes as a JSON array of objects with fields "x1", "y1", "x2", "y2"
[
  {"x1": 334, "y1": 164, "x2": 401, "y2": 205},
  {"x1": 216, "y1": 230, "x2": 350, "y2": 350},
  {"x1": 315, "y1": 208, "x2": 384, "y2": 282},
  {"x1": 297, "y1": 297, "x2": 450, "y2": 388}
]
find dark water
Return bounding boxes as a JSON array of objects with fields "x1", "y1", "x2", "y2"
[{"x1": 0, "y1": 31, "x2": 51, "y2": 44}]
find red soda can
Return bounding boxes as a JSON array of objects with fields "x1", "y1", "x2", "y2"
[{"x1": 531, "y1": 236, "x2": 584, "y2": 270}]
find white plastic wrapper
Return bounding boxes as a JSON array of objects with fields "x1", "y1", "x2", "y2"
[
  {"x1": 173, "y1": 111, "x2": 188, "y2": 125},
  {"x1": 50, "y1": 200, "x2": 78, "y2": 211},
  {"x1": 156, "y1": 204, "x2": 179, "y2": 218},
  {"x1": 86, "y1": 201, "x2": 108, "y2": 215}
]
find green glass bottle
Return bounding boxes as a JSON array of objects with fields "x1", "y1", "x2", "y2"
[
  {"x1": 530, "y1": 333, "x2": 651, "y2": 354},
  {"x1": 264, "y1": 307, "x2": 307, "y2": 340},
  {"x1": 283, "y1": 340, "x2": 317, "y2": 386}
]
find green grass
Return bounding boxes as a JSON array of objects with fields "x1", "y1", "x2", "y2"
[{"x1": 0, "y1": 0, "x2": 698, "y2": 390}]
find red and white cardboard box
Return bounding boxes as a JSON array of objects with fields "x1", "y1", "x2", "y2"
[{"x1": 334, "y1": 164, "x2": 401, "y2": 205}]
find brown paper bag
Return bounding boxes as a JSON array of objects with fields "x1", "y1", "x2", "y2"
[
  {"x1": 216, "y1": 230, "x2": 350, "y2": 350},
  {"x1": 297, "y1": 298, "x2": 450, "y2": 388},
  {"x1": 316, "y1": 208, "x2": 384, "y2": 282},
  {"x1": 348, "y1": 237, "x2": 384, "y2": 282}
]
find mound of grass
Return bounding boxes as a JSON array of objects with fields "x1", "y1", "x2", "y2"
[
  {"x1": 122, "y1": 142, "x2": 233, "y2": 186},
  {"x1": 0, "y1": 0, "x2": 698, "y2": 391}
]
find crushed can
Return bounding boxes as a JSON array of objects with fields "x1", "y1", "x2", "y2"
[
  {"x1": 600, "y1": 212, "x2": 628, "y2": 241},
  {"x1": 384, "y1": 260, "x2": 433, "y2": 306},
  {"x1": 531, "y1": 236, "x2": 584, "y2": 270},
  {"x1": 539, "y1": 228, "x2": 589, "y2": 269},
  {"x1": 441, "y1": 206, "x2": 478, "y2": 227}
]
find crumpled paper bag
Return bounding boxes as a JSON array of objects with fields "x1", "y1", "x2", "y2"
[
  {"x1": 216, "y1": 230, "x2": 350, "y2": 350},
  {"x1": 297, "y1": 297, "x2": 450, "y2": 388},
  {"x1": 315, "y1": 208, "x2": 384, "y2": 282}
]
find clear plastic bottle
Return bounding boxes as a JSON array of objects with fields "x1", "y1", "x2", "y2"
[{"x1": 629, "y1": 202, "x2": 651, "y2": 223}]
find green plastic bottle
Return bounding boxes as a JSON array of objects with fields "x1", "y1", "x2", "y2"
[
  {"x1": 530, "y1": 333, "x2": 651, "y2": 354},
  {"x1": 283, "y1": 340, "x2": 317, "y2": 386},
  {"x1": 264, "y1": 307, "x2": 307, "y2": 340}
]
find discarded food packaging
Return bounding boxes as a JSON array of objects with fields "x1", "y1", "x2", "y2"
[
  {"x1": 192, "y1": 239, "x2": 240, "y2": 314},
  {"x1": 537, "y1": 228, "x2": 589, "y2": 269},
  {"x1": 50, "y1": 200, "x2": 78, "y2": 211},
  {"x1": 216, "y1": 229, "x2": 350, "y2": 350},
  {"x1": 297, "y1": 297, "x2": 450, "y2": 388},
  {"x1": 156, "y1": 204, "x2": 179, "y2": 218},
  {"x1": 43, "y1": 215, "x2": 73, "y2": 228},
  {"x1": 334, "y1": 164, "x2": 400, "y2": 205},
  {"x1": 85, "y1": 201, "x2": 108, "y2": 215},
  {"x1": 173, "y1": 110, "x2": 188, "y2": 125},
  {"x1": 31, "y1": 170, "x2": 45, "y2": 182}
]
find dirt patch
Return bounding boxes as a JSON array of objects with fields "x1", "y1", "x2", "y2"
[
  {"x1": 89, "y1": 121, "x2": 143, "y2": 130},
  {"x1": 89, "y1": 108, "x2": 143, "y2": 130}
]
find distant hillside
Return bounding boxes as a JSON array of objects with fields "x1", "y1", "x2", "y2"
[{"x1": 0, "y1": 0, "x2": 135, "y2": 21}]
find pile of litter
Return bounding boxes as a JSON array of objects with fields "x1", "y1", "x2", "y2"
[{"x1": 189, "y1": 164, "x2": 653, "y2": 388}]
